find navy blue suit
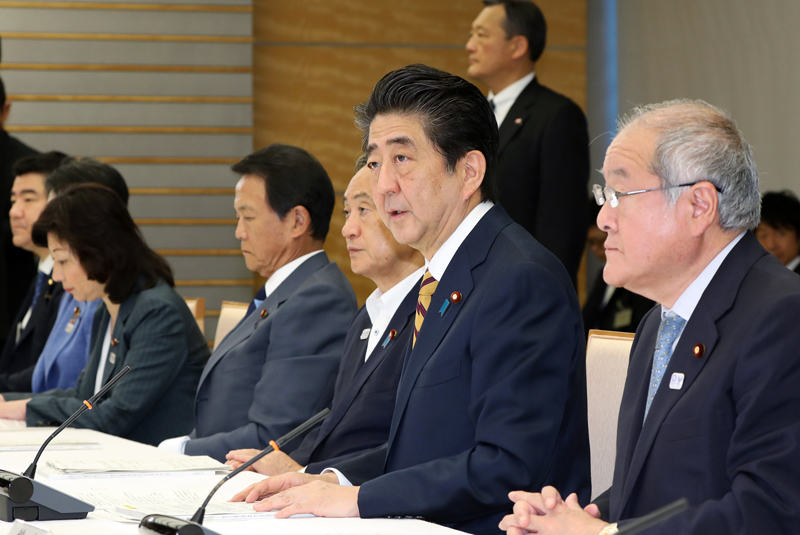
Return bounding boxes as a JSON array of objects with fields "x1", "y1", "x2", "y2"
[
  {"x1": 598, "y1": 232, "x2": 800, "y2": 534},
  {"x1": 186, "y1": 252, "x2": 357, "y2": 462},
  {"x1": 297, "y1": 283, "x2": 417, "y2": 473},
  {"x1": 335, "y1": 205, "x2": 590, "y2": 535}
]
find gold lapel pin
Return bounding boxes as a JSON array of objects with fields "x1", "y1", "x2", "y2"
[
  {"x1": 693, "y1": 343, "x2": 705, "y2": 358},
  {"x1": 260, "y1": 309, "x2": 268, "y2": 319}
]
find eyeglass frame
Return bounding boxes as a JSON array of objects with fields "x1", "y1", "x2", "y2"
[{"x1": 592, "y1": 181, "x2": 724, "y2": 208}]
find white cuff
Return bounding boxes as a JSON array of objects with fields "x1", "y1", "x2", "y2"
[
  {"x1": 321, "y1": 467, "x2": 353, "y2": 486},
  {"x1": 158, "y1": 435, "x2": 189, "y2": 454}
]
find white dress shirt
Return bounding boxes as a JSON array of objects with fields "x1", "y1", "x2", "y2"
[
  {"x1": 94, "y1": 323, "x2": 113, "y2": 394},
  {"x1": 364, "y1": 266, "x2": 426, "y2": 361},
  {"x1": 786, "y1": 255, "x2": 800, "y2": 272},
  {"x1": 488, "y1": 72, "x2": 535, "y2": 127}
]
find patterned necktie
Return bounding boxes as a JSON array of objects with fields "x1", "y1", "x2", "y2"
[
  {"x1": 644, "y1": 311, "x2": 687, "y2": 421},
  {"x1": 413, "y1": 269, "x2": 438, "y2": 348},
  {"x1": 245, "y1": 286, "x2": 267, "y2": 317},
  {"x1": 32, "y1": 271, "x2": 49, "y2": 307}
]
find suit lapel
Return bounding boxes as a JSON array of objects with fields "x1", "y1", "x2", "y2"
[
  {"x1": 197, "y1": 252, "x2": 330, "y2": 388},
  {"x1": 385, "y1": 206, "x2": 510, "y2": 454},
  {"x1": 613, "y1": 232, "x2": 767, "y2": 517},
  {"x1": 498, "y1": 78, "x2": 539, "y2": 155},
  {"x1": 314, "y1": 287, "x2": 417, "y2": 449}
]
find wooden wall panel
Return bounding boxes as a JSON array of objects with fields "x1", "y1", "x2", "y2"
[
  {"x1": 254, "y1": 0, "x2": 584, "y2": 47},
  {"x1": 253, "y1": 0, "x2": 586, "y2": 305}
]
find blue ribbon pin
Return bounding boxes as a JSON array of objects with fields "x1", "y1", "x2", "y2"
[{"x1": 439, "y1": 299, "x2": 450, "y2": 316}]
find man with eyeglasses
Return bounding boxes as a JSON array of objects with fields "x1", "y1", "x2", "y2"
[{"x1": 500, "y1": 100, "x2": 800, "y2": 535}]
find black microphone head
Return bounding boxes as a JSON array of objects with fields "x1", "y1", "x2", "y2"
[
  {"x1": 138, "y1": 514, "x2": 210, "y2": 535},
  {"x1": 0, "y1": 470, "x2": 34, "y2": 503}
]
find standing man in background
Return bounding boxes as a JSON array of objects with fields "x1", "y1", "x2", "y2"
[
  {"x1": 466, "y1": 0, "x2": 590, "y2": 286},
  {"x1": 0, "y1": 76, "x2": 38, "y2": 349}
]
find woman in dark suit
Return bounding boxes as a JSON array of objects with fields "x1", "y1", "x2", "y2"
[{"x1": 0, "y1": 184, "x2": 210, "y2": 445}]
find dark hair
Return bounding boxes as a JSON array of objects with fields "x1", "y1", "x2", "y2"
[
  {"x1": 32, "y1": 184, "x2": 173, "y2": 304},
  {"x1": 483, "y1": 0, "x2": 547, "y2": 62},
  {"x1": 0, "y1": 76, "x2": 5, "y2": 109},
  {"x1": 12, "y1": 151, "x2": 69, "y2": 178},
  {"x1": 354, "y1": 153, "x2": 368, "y2": 172},
  {"x1": 231, "y1": 143, "x2": 334, "y2": 241},
  {"x1": 46, "y1": 158, "x2": 129, "y2": 205},
  {"x1": 355, "y1": 64, "x2": 499, "y2": 202},
  {"x1": 587, "y1": 196, "x2": 601, "y2": 230},
  {"x1": 761, "y1": 190, "x2": 800, "y2": 235}
]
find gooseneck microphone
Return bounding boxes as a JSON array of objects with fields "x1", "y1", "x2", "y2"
[
  {"x1": 0, "y1": 366, "x2": 132, "y2": 522},
  {"x1": 139, "y1": 408, "x2": 331, "y2": 535},
  {"x1": 24, "y1": 366, "x2": 131, "y2": 479},
  {"x1": 617, "y1": 498, "x2": 689, "y2": 534}
]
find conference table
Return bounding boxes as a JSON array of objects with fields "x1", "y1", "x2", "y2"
[{"x1": 0, "y1": 419, "x2": 465, "y2": 535}]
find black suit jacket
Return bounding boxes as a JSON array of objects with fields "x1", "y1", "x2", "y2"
[
  {"x1": 597, "y1": 233, "x2": 800, "y2": 533},
  {"x1": 299, "y1": 283, "x2": 417, "y2": 473},
  {"x1": 0, "y1": 273, "x2": 63, "y2": 392},
  {"x1": 495, "y1": 78, "x2": 590, "y2": 286},
  {"x1": 582, "y1": 271, "x2": 655, "y2": 337},
  {"x1": 0, "y1": 129, "x2": 38, "y2": 347},
  {"x1": 335, "y1": 205, "x2": 590, "y2": 535}
]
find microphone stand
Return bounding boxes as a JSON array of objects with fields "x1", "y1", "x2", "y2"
[
  {"x1": 0, "y1": 366, "x2": 131, "y2": 522},
  {"x1": 139, "y1": 408, "x2": 330, "y2": 535}
]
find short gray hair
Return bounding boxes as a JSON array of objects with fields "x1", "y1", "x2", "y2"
[{"x1": 618, "y1": 99, "x2": 760, "y2": 231}]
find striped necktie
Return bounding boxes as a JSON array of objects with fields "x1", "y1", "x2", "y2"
[{"x1": 413, "y1": 269, "x2": 438, "y2": 348}]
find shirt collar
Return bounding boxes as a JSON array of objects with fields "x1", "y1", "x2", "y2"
[
  {"x1": 39, "y1": 255, "x2": 54, "y2": 275},
  {"x1": 786, "y1": 255, "x2": 800, "y2": 272},
  {"x1": 263, "y1": 250, "x2": 324, "y2": 298},
  {"x1": 426, "y1": 201, "x2": 494, "y2": 281},
  {"x1": 488, "y1": 72, "x2": 535, "y2": 126},
  {"x1": 662, "y1": 231, "x2": 745, "y2": 321},
  {"x1": 365, "y1": 266, "x2": 426, "y2": 326}
]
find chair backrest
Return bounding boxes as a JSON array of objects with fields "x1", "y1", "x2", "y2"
[
  {"x1": 213, "y1": 300, "x2": 249, "y2": 349},
  {"x1": 183, "y1": 297, "x2": 206, "y2": 335},
  {"x1": 586, "y1": 329, "x2": 635, "y2": 500}
]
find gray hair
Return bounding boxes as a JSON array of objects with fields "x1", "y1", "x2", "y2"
[{"x1": 618, "y1": 99, "x2": 760, "y2": 231}]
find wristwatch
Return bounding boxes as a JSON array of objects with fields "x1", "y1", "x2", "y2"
[{"x1": 598, "y1": 523, "x2": 619, "y2": 535}]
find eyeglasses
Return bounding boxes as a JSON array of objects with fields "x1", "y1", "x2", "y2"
[{"x1": 592, "y1": 182, "x2": 723, "y2": 208}]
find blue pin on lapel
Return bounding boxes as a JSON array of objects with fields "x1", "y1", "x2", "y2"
[
  {"x1": 439, "y1": 300, "x2": 450, "y2": 316},
  {"x1": 381, "y1": 329, "x2": 398, "y2": 348}
]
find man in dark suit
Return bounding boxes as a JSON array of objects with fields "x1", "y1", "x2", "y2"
[
  {"x1": 233, "y1": 65, "x2": 590, "y2": 535},
  {"x1": 225, "y1": 159, "x2": 425, "y2": 475},
  {"x1": 0, "y1": 76, "x2": 38, "y2": 349},
  {"x1": 158, "y1": 144, "x2": 357, "y2": 463},
  {"x1": 756, "y1": 190, "x2": 800, "y2": 274},
  {"x1": 465, "y1": 0, "x2": 589, "y2": 285},
  {"x1": 500, "y1": 101, "x2": 800, "y2": 535},
  {"x1": 0, "y1": 152, "x2": 68, "y2": 392}
]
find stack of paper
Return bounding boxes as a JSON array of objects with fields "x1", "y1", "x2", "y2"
[
  {"x1": 0, "y1": 435, "x2": 101, "y2": 452},
  {"x1": 45, "y1": 455, "x2": 230, "y2": 479}
]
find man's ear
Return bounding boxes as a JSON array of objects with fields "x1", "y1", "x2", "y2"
[
  {"x1": 509, "y1": 35, "x2": 529, "y2": 61},
  {"x1": 288, "y1": 205, "x2": 313, "y2": 238},
  {"x1": 462, "y1": 150, "x2": 486, "y2": 200},
  {"x1": 687, "y1": 181, "x2": 719, "y2": 237}
]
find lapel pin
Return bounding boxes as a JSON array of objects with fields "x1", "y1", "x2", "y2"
[
  {"x1": 111, "y1": 338, "x2": 119, "y2": 347},
  {"x1": 381, "y1": 329, "x2": 398, "y2": 348},
  {"x1": 693, "y1": 343, "x2": 705, "y2": 358},
  {"x1": 450, "y1": 291, "x2": 462, "y2": 303},
  {"x1": 514, "y1": 118, "x2": 523, "y2": 125},
  {"x1": 669, "y1": 372, "x2": 684, "y2": 390},
  {"x1": 360, "y1": 328, "x2": 370, "y2": 340},
  {"x1": 260, "y1": 309, "x2": 268, "y2": 319},
  {"x1": 109, "y1": 352, "x2": 116, "y2": 365},
  {"x1": 439, "y1": 299, "x2": 450, "y2": 316}
]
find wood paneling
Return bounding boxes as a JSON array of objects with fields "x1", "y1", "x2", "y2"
[
  {"x1": 0, "y1": 63, "x2": 251, "y2": 73},
  {"x1": 0, "y1": 2, "x2": 251, "y2": 11},
  {"x1": 253, "y1": 0, "x2": 586, "y2": 304},
  {"x1": 1, "y1": 31, "x2": 252, "y2": 42},
  {"x1": 254, "y1": 0, "x2": 584, "y2": 47},
  {"x1": 9, "y1": 95, "x2": 252, "y2": 103}
]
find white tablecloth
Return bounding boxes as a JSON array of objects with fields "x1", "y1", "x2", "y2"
[{"x1": 0, "y1": 420, "x2": 464, "y2": 535}]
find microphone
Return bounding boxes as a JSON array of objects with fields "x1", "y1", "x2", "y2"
[
  {"x1": 617, "y1": 498, "x2": 689, "y2": 534},
  {"x1": 139, "y1": 408, "x2": 330, "y2": 535},
  {"x1": 0, "y1": 366, "x2": 131, "y2": 522}
]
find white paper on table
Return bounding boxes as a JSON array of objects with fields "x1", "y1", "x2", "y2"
[{"x1": 46, "y1": 454, "x2": 229, "y2": 474}]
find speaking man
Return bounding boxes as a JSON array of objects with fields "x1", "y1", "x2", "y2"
[
  {"x1": 500, "y1": 100, "x2": 800, "y2": 535},
  {"x1": 159, "y1": 144, "x2": 357, "y2": 462},
  {"x1": 231, "y1": 64, "x2": 590, "y2": 535},
  {"x1": 226, "y1": 157, "x2": 425, "y2": 475},
  {"x1": 466, "y1": 0, "x2": 589, "y2": 285}
]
